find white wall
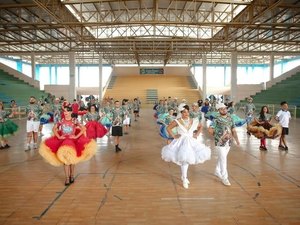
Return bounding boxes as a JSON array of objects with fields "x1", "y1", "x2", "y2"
[{"x1": 44, "y1": 85, "x2": 71, "y2": 101}]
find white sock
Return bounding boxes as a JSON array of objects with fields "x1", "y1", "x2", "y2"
[{"x1": 181, "y1": 164, "x2": 189, "y2": 179}]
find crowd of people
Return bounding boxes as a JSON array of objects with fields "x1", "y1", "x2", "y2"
[{"x1": 0, "y1": 94, "x2": 292, "y2": 189}]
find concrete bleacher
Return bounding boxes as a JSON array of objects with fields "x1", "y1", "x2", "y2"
[
  {"x1": 250, "y1": 73, "x2": 300, "y2": 105},
  {"x1": 103, "y1": 75, "x2": 201, "y2": 105},
  {"x1": 0, "y1": 69, "x2": 47, "y2": 106},
  {"x1": 238, "y1": 72, "x2": 300, "y2": 117}
]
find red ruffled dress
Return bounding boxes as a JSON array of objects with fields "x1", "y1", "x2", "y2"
[
  {"x1": 84, "y1": 112, "x2": 108, "y2": 139},
  {"x1": 39, "y1": 119, "x2": 97, "y2": 166}
]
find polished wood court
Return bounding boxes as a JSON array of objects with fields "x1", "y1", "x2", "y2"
[{"x1": 0, "y1": 108, "x2": 299, "y2": 225}]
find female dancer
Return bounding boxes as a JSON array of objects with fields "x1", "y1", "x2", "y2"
[
  {"x1": 247, "y1": 105, "x2": 282, "y2": 151},
  {"x1": 161, "y1": 104, "x2": 211, "y2": 189},
  {"x1": 157, "y1": 108, "x2": 176, "y2": 144},
  {"x1": 0, "y1": 102, "x2": 18, "y2": 149},
  {"x1": 83, "y1": 104, "x2": 107, "y2": 140},
  {"x1": 39, "y1": 106, "x2": 97, "y2": 185},
  {"x1": 100, "y1": 101, "x2": 113, "y2": 135}
]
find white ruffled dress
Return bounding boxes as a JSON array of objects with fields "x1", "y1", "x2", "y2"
[{"x1": 161, "y1": 119, "x2": 211, "y2": 166}]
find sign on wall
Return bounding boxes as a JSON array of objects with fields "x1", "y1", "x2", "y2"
[{"x1": 140, "y1": 68, "x2": 164, "y2": 75}]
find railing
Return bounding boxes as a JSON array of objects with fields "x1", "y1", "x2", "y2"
[
  {"x1": 3, "y1": 106, "x2": 27, "y2": 120},
  {"x1": 235, "y1": 102, "x2": 298, "y2": 119}
]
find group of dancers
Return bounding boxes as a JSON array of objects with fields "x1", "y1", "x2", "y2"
[
  {"x1": 155, "y1": 97, "x2": 291, "y2": 189},
  {"x1": 0, "y1": 95, "x2": 141, "y2": 185},
  {"x1": 0, "y1": 94, "x2": 291, "y2": 189}
]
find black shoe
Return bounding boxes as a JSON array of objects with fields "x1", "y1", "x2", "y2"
[
  {"x1": 259, "y1": 146, "x2": 267, "y2": 151},
  {"x1": 247, "y1": 131, "x2": 251, "y2": 136},
  {"x1": 4, "y1": 144, "x2": 10, "y2": 149},
  {"x1": 65, "y1": 178, "x2": 70, "y2": 186},
  {"x1": 0, "y1": 146, "x2": 4, "y2": 150},
  {"x1": 284, "y1": 146, "x2": 288, "y2": 151},
  {"x1": 278, "y1": 145, "x2": 285, "y2": 150},
  {"x1": 116, "y1": 147, "x2": 122, "y2": 152},
  {"x1": 69, "y1": 176, "x2": 75, "y2": 184}
]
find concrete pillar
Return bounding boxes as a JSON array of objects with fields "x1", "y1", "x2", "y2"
[
  {"x1": 231, "y1": 52, "x2": 238, "y2": 102},
  {"x1": 99, "y1": 54, "x2": 103, "y2": 101},
  {"x1": 69, "y1": 52, "x2": 76, "y2": 100},
  {"x1": 31, "y1": 53, "x2": 36, "y2": 81},
  {"x1": 269, "y1": 53, "x2": 274, "y2": 82},
  {"x1": 202, "y1": 55, "x2": 207, "y2": 101}
]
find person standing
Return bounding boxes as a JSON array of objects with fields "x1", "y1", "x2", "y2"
[
  {"x1": 111, "y1": 100, "x2": 125, "y2": 152},
  {"x1": 247, "y1": 106, "x2": 277, "y2": 151},
  {"x1": 208, "y1": 103, "x2": 240, "y2": 186},
  {"x1": 52, "y1": 97, "x2": 62, "y2": 124},
  {"x1": 25, "y1": 96, "x2": 43, "y2": 151},
  {"x1": 245, "y1": 97, "x2": 256, "y2": 135},
  {"x1": 71, "y1": 99, "x2": 80, "y2": 119},
  {"x1": 161, "y1": 104, "x2": 211, "y2": 189},
  {"x1": 83, "y1": 104, "x2": 107, "y2": 140},
  {"x1": 0, "y1": 102, "x2": 18, "y2": 149},
  {"x1": 39, "y1": 106, "x2": 97, "y2": 186},
  {"x1": 132, "y1": 98, "x2": 140, "y2": 122},
  {"x1": 276, "y1": 101, "x2": 291, "y2": 151}
]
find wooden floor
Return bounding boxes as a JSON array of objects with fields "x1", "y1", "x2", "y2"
[{"x1": 0, "y1": 108, "x2": 299, "y2": 225}]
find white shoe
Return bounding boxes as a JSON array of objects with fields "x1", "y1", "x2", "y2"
[
  {"x1": 182, "y1": 179, "x2": 189, "y2": 189},
  {"x1": 181, "y1": 176, "x2": 190, "y2": 184},
  {"x1": 25, "y1": 145, "x2": 30, "y2": 151},
  {"x1": 33, "y1": 143, "x2": 38, "y2": 149},
  {"x1": 222, "y1": 178, "x2": 231, "y2": 186}
]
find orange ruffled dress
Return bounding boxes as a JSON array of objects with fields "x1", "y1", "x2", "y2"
[{"x1": 39, "y1": 119, "x2": 97, "y2": 166}]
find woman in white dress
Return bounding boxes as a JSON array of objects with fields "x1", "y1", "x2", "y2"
[{"x1": 161, "y1": 104, "x2": 211, "y2": 189}]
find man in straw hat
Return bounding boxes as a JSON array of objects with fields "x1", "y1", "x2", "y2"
[{"x1": 208, "y1": 103, "x2": 240, "y2": 186}]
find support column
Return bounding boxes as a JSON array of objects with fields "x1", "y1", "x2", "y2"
[
  {"x1": 69, "y1": 52, "x2": 76, "y2": 100},
  {"x1": 31, "y1": 53, "x2": 36, "y2": 81},
  {"x1": 231, "y1": 52, "x2": 238, "y2": 102},
  {"x1": 202, "y1": 55, "x2": 207, "y2": 101},
  {"x1": 77, "y1": 66, "x2": 80, "y2": 87},
  {"x1": 269, "y1": 53, "x2": 274, "y2": 82},
  {"x1": 99, "y1": 54, "x2": 103, "y2": 101}
]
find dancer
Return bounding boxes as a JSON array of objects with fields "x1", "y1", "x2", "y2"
[
  {"x1": 275, "y1": 101, "x2": 291, "y2": 151},
  {"x1": 111, "y1": 100, "x2": 125, "y2": 152},
  {"x1": 157, "y1": 108, "x2": 176, "y2": 144},
  {"x1": 132, "y1": 98, "x2": 140, "y2": 122},
  {"x1": 52, "y1": 97, "x2": 62, "y2": 124},
  {"x1": 25, "y1": 96, "x2": 43, "y2": 151},
  {"x1": 0, "y1": 102, "x2": 18, "y2": 149},
  {"x1": 245, "y1": 97, "x2": 256, "y2": 136},
  {"x1": 39, "y1": 106, "x2": 97, "y2": 185},
  {"x1": 208, "y1": 103, "x2": 240, "y2": 186},
  {"x1": 227, "y1": 101, "x2": 247, "y2": 127},
  {"x1": 247, "y1": 106, "x2": 282, "y2": 151},
  {"x1": 161, "y1": 104, "x2": 211, "y2": 189},
  {"x1": 189, "y1": 102, "x2": 202, "y2": 122},
  {"x1": 100, "y1": 101, "x2": 112, "y2": 135},
  {"x1": 122, "y1": 99, "x2": 131, "y2": 134},
  {"x1": 83, "y1": 104, "x2": 107, "y2": 140}
]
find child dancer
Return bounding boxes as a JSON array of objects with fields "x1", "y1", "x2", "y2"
[
  {"x1": 83, "y1": 104, "x2": 107, "y2": 140},
  {"x1": 39, "y1": 106, "x2": 97, "y2": 185},
  {"x1": 111, "y1": 100, "x2": 125, "y2": 152},
  {"x1": 247, "y1": 106, "x2": 281, "y2": 151},
  {"x1": 157, "y1": 108, "x2": 176, "y2": 144},
  {"x1": 276, "y1": 101, "x2": 291, "y2": 151},
  {"x1": 161, "y1": 104, "x2": 211, "y2": 189},
  {"x1": 0, "y1": 102, "x2": 18, "y2": 149}
]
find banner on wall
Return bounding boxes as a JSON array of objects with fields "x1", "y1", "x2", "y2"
[{"x1": 140, "y1": 68, "x2": 164, "y2": 75}]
